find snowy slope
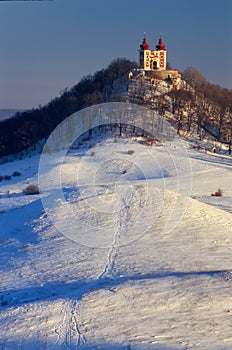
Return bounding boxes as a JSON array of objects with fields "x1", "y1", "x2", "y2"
[{"x1": 0, "y1": 136, "x2": 232, "y2": 350}]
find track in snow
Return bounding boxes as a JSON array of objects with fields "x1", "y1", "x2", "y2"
[{"x1": 54, "y1": 300, "x2": 87, "y2": 349}]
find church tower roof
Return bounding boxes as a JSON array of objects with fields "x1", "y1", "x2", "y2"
[
  {"x1": 140, "y1": 35, "x2": 150, "y2": 50},
  {"x1": 156, "y1": 36, "x2": 166, "y2": 51}
]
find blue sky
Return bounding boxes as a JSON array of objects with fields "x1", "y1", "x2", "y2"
[{"x1": 0, "y1": 0, "x2": 231, "y2": 109}]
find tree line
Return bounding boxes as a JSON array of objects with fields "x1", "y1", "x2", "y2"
[
  {"x1": 0, "y1": 58, "x2": 137, "y2": 158},
  {"x1": 128, "y1": 66, "x2": 232, "y2": 146},
  {"x1": 172, "y1": 67, "x2": 232, "y2": 144}
]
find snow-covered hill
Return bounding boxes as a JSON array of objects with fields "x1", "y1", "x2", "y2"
[{"x1": 0, "y1": 133, "x2": 232, "y2": 349}]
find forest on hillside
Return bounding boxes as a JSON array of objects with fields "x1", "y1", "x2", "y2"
[
  {"x1": 129, "y1": 66, "x2": 232, "y2": 146},
  {"x1": 177, "y1": 66, "x2": 232, "y2": 143},
  {"x1": 0, "y1": 59, "x2": 136, "y2": 158}
]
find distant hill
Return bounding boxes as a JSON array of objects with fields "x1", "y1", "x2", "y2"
[{"x1": 0, "y1": 109, "x2": 25, "y2": 121}]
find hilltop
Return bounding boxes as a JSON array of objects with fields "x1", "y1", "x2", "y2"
[{"x1": 0, "y1": 58, "x2": 232, "y2": 159}]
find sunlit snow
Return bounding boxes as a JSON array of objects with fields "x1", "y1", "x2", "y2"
[{"x1": 0, "y1": 134, "x2": 232, "y2": 349}]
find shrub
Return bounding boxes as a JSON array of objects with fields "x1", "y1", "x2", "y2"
[
  {"x1": 127, "y1": 150, "x2": 135, "y2": 155},
  {"x1": 12, "y1": 171, "x2": 21, "y2": 177},
  {"x1": 4, "y1": 175, "x2": 11, "y2": 181},
  {"x1": 82, "y1": 136, "x2": 91, "y2": 142},
  {"x1": 211, "y1": 188, "x2": 223, "y2": 197},
  {"x1": 90, "y1": 151, "x2": 95, "y2": 156},
  {"x1": 140, "y1": 138, "x2": 157, "y2": 146},
  {"x1": 1, "y1": 300, "x2": 8, "y2": 306},
  {"x1": 23, "y1": 184, "x2": 40, "y2": 195},
  {"x1": 0, "y1": 175, "x2": 2, "y2": 182}
]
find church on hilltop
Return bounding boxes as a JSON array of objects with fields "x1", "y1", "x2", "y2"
[{"x1": 129, "y1": 34, "x2": 181, "y2": 88}]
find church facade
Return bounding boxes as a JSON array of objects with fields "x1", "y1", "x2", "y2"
[
  {"x1": 129, "y1": 34, "x2": 181, "y2": 89},
  {"x1": 139, "y1": 35, "x2": 167, "y2": 71}
]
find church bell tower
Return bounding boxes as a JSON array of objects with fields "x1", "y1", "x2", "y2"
[{"x1": 139, "y1": 35, "x2": 150, "y2": 70}]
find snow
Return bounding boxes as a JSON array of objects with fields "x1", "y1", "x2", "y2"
[{"x1": 0, "y1": 133, "x2": 232, "y2": 349}]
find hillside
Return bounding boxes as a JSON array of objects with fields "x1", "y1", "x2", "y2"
[
  {"x1": 127, "y1": 66, "x2": 232, "y2": 150},
  {"x1": 0, "y1": 131, "x2": 232, "y2": 349},
  {"x1": 0, "y1": 59, "x2": 136, "y2": 158},
  {"x1": 1, "y1": 60, "x2": 232, "y2": 160}
]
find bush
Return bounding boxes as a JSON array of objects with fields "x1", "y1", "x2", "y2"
[
  {"x1": 12, "y1": 171, "x2": 21, "y2": 177},
  {"x1": 82, "y1": 136, "x2": 91, "y2": 142},
  {"x1": 0, "y1": 175, "x2": 2, "y2": 182},
  {"x1": 140, "y1": 138, "x2": 157, "y2": 146},
  {"x1": 90, "y1": 151, "x2": 95, "y2": 156},
  {"x1": 23, "y1": 184, "x2": 39, "y2": 195},
  {"x1": 1, "y1": 300, "x2": 8, "y2": 306},
  {"x1": 127, "y1": 150, "x2": 135, "y2": 155},
  {"x1": 211, "y1": 188, "x2": 223, "y2": 197},
  {"x1": 4, "y1": 175, "x2": 11, "y2": 181}
]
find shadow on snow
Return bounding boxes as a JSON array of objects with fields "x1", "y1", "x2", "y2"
[{"x1": 0, "y1": 269, "x2": 229, "y2": 310}]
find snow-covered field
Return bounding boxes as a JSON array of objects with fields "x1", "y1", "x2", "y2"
[{"x1": 0, "y1": 134, "x2": 232, "y2": 349}]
